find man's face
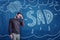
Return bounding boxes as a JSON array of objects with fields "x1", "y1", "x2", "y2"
[{"x1": 16, "y1": 14, "x2": 22, "y2": 19}]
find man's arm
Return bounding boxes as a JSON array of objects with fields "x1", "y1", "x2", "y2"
[
  {"x1": 20, "y1": 20, "x2": 24, "y2": 26},
  {"x1": 8, "y1": 19, "x2": 12, "y2": 35},
  {"x1": 20, "y1": 15, "x2": 24, "y2": 26}
]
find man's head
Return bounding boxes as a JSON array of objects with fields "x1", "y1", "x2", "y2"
[{"x1": 16, "y1": 12, "x2": 22, "y2": 19}]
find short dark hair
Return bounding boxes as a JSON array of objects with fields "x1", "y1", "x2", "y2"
[{"x1": 17, "y1": 12, "x2": 22, "y2": 15}]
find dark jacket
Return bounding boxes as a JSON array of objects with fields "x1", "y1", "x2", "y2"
[{"x1": 8, "y1": 18, "x2": 24, "y2": 35}]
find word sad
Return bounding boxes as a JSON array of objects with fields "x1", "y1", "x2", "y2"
[{"x1": 26, "y1": 10, "x2": 53, "y2": 27}]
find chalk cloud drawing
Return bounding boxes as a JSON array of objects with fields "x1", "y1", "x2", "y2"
[{"x1": 7, "y1": 1, "x2": 22, "y2": 13}]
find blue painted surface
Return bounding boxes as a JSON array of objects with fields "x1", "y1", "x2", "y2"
[{"x1": 0, "y1": 0, "x2": 60, "y2": 40}]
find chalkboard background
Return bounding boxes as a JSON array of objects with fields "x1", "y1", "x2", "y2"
[{"x1": 0, "y1": 0, "x2": 60, "y2": 40}]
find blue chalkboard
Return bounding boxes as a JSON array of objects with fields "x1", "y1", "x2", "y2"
[{"x1": 0, "y1": 0, "x2": 60, "y2": 40}]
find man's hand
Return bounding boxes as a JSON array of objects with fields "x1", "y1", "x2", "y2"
[
  {"x1": 10, "y1": 34, "x2": 13, "y2": 39},
  {"x1": 20, "y1": 15, "x2": 23, "y2": 19}
]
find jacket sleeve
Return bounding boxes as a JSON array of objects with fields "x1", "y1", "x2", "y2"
[
  {"x1": 8, "y1": 19, "x2": 12, "y2": 35},
  {"x1": 20, "y1": 19, "x2": 24, "y2": 26}
]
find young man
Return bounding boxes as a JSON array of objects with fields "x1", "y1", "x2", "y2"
[{"x1": 8, "y1": 12, "x2": 24, "y2": 40}]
